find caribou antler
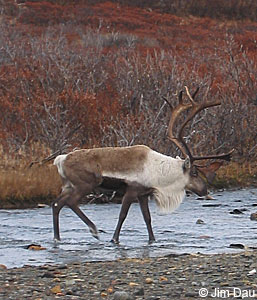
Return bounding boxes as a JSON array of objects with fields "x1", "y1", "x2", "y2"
[{"x1": 165, "y1": 86, "x2": 234, "y2": 162}]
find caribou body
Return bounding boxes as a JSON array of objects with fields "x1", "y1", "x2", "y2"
[
  {"x1": 51, "y1": 87, "x2": 234, "y2": 243},
  {"x1": 53, "y1": 145, "x2": 207, "y2": 243}
]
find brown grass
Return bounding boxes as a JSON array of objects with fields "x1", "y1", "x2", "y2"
[
  {"x1": 215, "y1": 162, "x2": 257, "y2": 188},
  {"x1": 0, "y1": 148, "x2": 61, "y2": 208},
  {"x1": 0, "y1": 165, "x2": 60, "y2": 200}
]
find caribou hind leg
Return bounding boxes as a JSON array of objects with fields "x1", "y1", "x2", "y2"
[
  {"x1": 52, "y1": 193, "x2": 69, "y2": 241},
  {"x1": 68, "y1": 201, "x2": 99, "y2": 240},
  {"x1": 52, "y1": 178, "x2": 99, "y2": 241}
]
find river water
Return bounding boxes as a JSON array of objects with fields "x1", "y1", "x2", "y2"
[{"x1": 0, "y1": 188, "x2": 256, "y2": 268}]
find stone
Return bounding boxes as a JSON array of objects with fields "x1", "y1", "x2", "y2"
[
  {"x1": 229, "y1": 243, "x2": 245, "y2": 249},
  {"x1": 159, "y1": 276, "x2": 168, "y2": 281},
  {"x1": 113, "y1": 291, "x2": 132, "y2": 300},
  {"x1": 65, "y1": 279, "x2": 76, "y2": 286},
  {"x1": 205, "y1": 194, "x2": 215, "y2": 200},
  {"x1": 196, "y1": 219, "x2": 205, "y2": 224},
  {"x1": 57, "y1": 264, "x2": 68, "y2": 270},
  {"x1": 50, "y1": 285, "x2": 62, "y2": 294},
  {"x1": 26, "y1": 244, "x2": 46, "y2": 251},
  {"x1": 145, "y1": 277, "x2": 154, "y2": 284},
  {"x1": 41, "y1": 272, "x2": 55, "y2": 278},
  {"x1": 229, "y1": 209, "x2": 244, "y2": 214},
  {"x1": 198, "y1": 235, "x2": 211, "y2": 239},
  {"x1": 134, "y1": 287, "x2": 144, "y2": 296},
  {"x1": 0, "y1": 264, "x2": 7, "y2": 269},
  {"x1": 248, "y1": 269, "x2": 256, "y2": 276},
  {"x1": 250, "y1": 212, "x2": 257, "y2": 221},
  {"x1": 107, "y1": 286, "x2": 114, "y2": 293},
  {"x1": 129, "y1": 282, "x2": 138, "y2": 287}
]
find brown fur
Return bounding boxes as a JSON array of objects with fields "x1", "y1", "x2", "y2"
[{"x1": 64, "y1": 145, "x2": 149, "y2": 176}]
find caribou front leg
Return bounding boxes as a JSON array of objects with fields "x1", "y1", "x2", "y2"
[
  {"x1": 111, "y1": 188, "x2": 136, "y2": 244},
  {"x1": 138, "y1": 195, "x2": 155, "y2": 244}
]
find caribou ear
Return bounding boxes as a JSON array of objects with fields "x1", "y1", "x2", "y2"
[
  {"x1": 183, "y1": 156, "x2": 191, "y2": 171},
  {"x1": 198, "y1": 161, "x2": 224, "y2": 184}
]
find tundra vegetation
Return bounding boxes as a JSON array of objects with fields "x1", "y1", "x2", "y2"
[{"x1": 0, "y1": 0, "x2": 256, "y2": 208}]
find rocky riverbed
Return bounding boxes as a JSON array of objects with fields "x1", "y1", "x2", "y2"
[{"x1": 1, "y1": 251, "x2": 257, "y2": 300}]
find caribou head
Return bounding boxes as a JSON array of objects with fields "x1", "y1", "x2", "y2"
[{"x1": 163, "y1": 86, "x2": 234, "y2": 197}]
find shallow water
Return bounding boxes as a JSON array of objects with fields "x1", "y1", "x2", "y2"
[{"x1": 0, "y1": 188, "x2": 256, "y2": 268}]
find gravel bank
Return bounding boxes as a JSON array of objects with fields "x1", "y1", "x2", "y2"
[{"x1": 1, "y1": 251, "x2": 257, "y2": 299}]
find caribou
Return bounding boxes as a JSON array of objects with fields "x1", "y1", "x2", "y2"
[{"x1": 51, "y1": 87, "x2": 234, "y2": 243}]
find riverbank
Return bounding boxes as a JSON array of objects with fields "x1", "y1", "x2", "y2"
[
  {"x1": 1, "y1": 251, "x2": 257, "y2": 299},
  {"x1": 0, "y1": 154, "x2": 256, "y2": 209}
]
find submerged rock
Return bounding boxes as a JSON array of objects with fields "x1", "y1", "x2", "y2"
[
  {"x1": 229, "y1": 243, "x2": 245, "y2": 249},
  {"x1": 196, "y1": 219, "x2": 205, "y2": 224},
  {"x1": 250, "y1": 212, "x2": 257, "y2": 221},
  {"x1": 230, "y1": 209, "x2": 244, "y2": 214},
  {"x1": 24, "y1": 244, "x2": 46, "y2": 251}
]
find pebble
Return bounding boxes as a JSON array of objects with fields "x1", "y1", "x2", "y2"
[
  {"x1": 145, "y1": 277, "x2": 154, "y2": 284},
  {"x1": 196, "y1": 219, "x2": 205, "y2": 224},
  {"x1": 113, "y1": 291, "x2": 132, "y2": 300},
  {"x1": 250, "y1": 212, "x2": 257, "y2": 221},
  {"x1": 205, "y1": 194, "x2": 215, "y2": 200},
  {"x1": 202, "y1": 204, "x2": 221, "y2": 207},
  {"x1": 229, "y1": 243, "x2": 245, "y2": 249},
  {"x1": 248, "y1": 268, "x2": 256, "y2": 276},
  {"x1": 230, "y1": 209, "x2": 244, "y2": 214},
  {"x1": 1, "y1": 252, "x2": 257, "y2": 299},
  {"x1": 134, "y1": 287, "x2": 144, "y2": 296},
  {"x1": 0, "y1": 264, "x2": 7, "y2": 269}
]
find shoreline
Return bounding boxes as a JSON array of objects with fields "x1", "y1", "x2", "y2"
[
  {"x1": 1, "y1": 184, "x2": 256, "y2": 210},
  {"x1": 1, "y1": 251, "x2": 257, "y2": 299}
]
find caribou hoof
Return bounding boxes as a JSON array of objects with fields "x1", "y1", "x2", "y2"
[
  {"x1": 110, "y1": 238, "x2": 119, "y2": 245},
  {"x1": 90, "y1": 228, "x2": 100, "y2": 240},
  {"x1": 148, "y1": 238, "x2": 156, "y2": 245},
  {"x1": 53, "y1": 238, "x2": 61, "y2": 247}
]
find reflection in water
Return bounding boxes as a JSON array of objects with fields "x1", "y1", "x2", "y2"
[{"x1": 0, "y1": 188, "x2": 256, "y2": 268}]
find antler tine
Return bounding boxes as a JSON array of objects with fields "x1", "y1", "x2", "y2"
[
  {"x1": 166, "y1": 89, "x2": 194, "y2": 160},
  {"x1": 165, "y1": 86, "x2": 224, "y2": 162},
  {"x1": 193, "y1": 149, "x2": 235, "y2": 162},
  {"x1": 178, "y1": 90, "x2": 183, "y2": 103},
  {"x1": 182, "y1": 88, "x2": 235, "y2": 163},
  {"x1": 184, "y1": 86, "x2": 196, "y2": 104},
  {"x1": 192, "y1": 86, "x2": 200, "y2": 99},
  {"x1": 162, "y1": 96, "x2": 173, "y2": 109}
]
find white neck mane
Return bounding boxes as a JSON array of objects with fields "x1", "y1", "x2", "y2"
[{"x1": 153, "y1": 186, "x2": 186, "y2": 213}]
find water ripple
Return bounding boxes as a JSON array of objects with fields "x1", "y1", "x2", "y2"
[{"x1": 0, "y1": 188, "x2": 256, "y2": 268}]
